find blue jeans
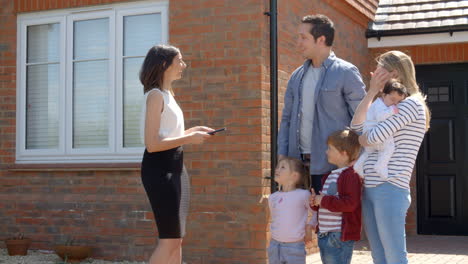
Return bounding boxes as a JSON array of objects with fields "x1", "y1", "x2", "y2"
[
  {"x1": 362, "y1": 182, "x2": 411, "y2": 264},
  {"x1": 268, "y1": 239, "x2": 306, "y2": 264},
  {"x1": 318, "y1": 232, "x2": 355, "y2": 264}
]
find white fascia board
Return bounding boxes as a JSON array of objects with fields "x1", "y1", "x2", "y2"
[{"x1": 368, "y1": 31, "x2": 468, "y2": 48}]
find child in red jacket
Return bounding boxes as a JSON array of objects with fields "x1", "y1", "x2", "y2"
[{"x1": 310, "y1": 129, "x2": 362, "y2": 264}]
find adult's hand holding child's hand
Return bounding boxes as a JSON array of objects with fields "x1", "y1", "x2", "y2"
[
  {"x1": 314, "y1": 193, "x2": 324, "y2": 206},
  {"x1": 310, "y1": 189, "x2": 323, "y2": 206}
]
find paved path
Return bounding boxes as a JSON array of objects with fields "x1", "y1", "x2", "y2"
[{"x1": 307, "y1": 235, "x2": 468, "y2": 264}]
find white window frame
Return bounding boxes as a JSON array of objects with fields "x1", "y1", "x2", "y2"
[
  {"x1": 16, "y1": 1, "x2": 169, "y2": 164},
  {"x1": 115, "y1": 6, "x2": 168, "y2": 155}
]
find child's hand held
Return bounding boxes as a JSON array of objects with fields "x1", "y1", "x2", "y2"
[
  {"x1": 313, "y1": 193, "x2": 323, "y2": 206},
  {"x1": 309, "y1": 189, "x2": 316, "y2": 207}
]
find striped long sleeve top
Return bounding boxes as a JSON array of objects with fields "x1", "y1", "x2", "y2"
[{"x1": 351, "y1": 96, "x2": 427, "y2": 190}]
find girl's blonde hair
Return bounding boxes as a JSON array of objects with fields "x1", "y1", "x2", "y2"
[
  {"x1": 376, "y1": 50, "x2": 431, "y2": 130},
  {"x1": 278, "y1": 157, "x2": 309, "y2": 190}
]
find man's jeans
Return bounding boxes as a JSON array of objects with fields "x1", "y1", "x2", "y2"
[
  {"x1": 268, "y1": 239, "x2": 306, "y2": 264},
  {"x1": 362, "y1": 182, "x2": 411, "y2": 264},
  {"x1": 318, "y1": 232, "x2": 354, "y2": 264}
]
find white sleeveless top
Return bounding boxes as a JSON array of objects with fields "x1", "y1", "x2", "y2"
[{"x1": 140, "y1": 88, "x2": 185, "y2": 144}]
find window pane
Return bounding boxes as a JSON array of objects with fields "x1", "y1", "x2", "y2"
[
  {"x1": 439, "y1": 86, "x2": 449, "y2": 94},
  {"x1": 427, "y1": 95, "x2": 438, "y2": 102},
  {"x1": 124, "y1": 14, "x2": 161, "y2": 57},
  {"x1": 123, "y1": 57, "x2": 145, "y2": 147},
  {"x1": 428, "y1": 87, "x2": 438, "y2": 95},
  {"x1": 439, "y1": 95, "x2": 449, "y2": 102},
  {"x1": 73, "y1": 61, "x2": 109, "y2": 148},
  {"x1": 26, "y1": 64, "x2": 59, "y2": 149},
  {"x1": 74, "y1": 18, "x2": 109, "y2": 60},
  {"x1": 27, "y1": 23, "x2": 59, "y2": 63}
]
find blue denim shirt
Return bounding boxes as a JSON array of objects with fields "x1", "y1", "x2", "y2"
[{"x1": 278, "y1": 52, "x2": 366, "y2": 174}]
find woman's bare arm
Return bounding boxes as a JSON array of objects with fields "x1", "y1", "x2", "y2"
[{"x1": 144, "y1": 92, "x2": 209, "y2": 152}]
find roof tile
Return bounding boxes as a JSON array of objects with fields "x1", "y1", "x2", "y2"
[{"x1": 369, "y1": 0, "x2": 468, "y2": 31}]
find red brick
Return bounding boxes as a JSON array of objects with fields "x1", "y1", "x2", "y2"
[{"x1": 371, "y1": 43, "x2": 468, "y2": 65}]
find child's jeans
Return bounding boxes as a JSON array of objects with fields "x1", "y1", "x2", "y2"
[
  {"x1": 318, "y1": 232, "x2": 355, "y2": 264},
  {"x1": 268, "y1": 239, "x2": 306, "y2": 264}
]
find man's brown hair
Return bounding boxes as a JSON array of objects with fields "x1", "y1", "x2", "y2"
[
  {"x1": 301, "y1": 14, "x2": 335, "y2": 46},
  {"x1": 327, "y1": 129, "x2": 361, "y2": 162}
]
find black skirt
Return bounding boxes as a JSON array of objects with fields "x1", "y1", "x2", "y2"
[{"x1": 141, "y1": 146, "x2": 190, "y2": 239}]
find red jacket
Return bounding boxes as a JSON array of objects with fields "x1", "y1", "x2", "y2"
[{"x1": 312, "y1": 166, "x2": 362, "y2": 241}]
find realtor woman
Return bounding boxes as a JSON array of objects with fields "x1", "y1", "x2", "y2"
[{"x1": 139, "y1": 44, "x2": 213, "y2": 264}]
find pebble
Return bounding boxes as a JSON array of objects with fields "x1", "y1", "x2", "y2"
[{"x1": 0, "y1": 249, "x2": 146, "y2": 264}]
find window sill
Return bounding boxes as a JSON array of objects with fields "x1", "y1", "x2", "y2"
[{"x1": 4, "y1": 163, "x2": 140, "y2": 172}]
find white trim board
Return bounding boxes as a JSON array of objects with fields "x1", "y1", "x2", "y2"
[{"x1": 368, "y1": 31, "x2": 468, "y2": 48}]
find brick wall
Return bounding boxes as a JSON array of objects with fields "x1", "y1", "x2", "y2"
[
  {"x1": 371, "y1": 43, "x2": 468, "y2": 65},
  {"x1": 343, "y1": 0, "x2": 378, "y2": 20},
  {"x1": 1, "y1": 0, "x2": 270, "y2": 263},
  {"x1": 15, "y1": 0, "x2": 133, "y2": 11},
  {"x1": 0, "y1": 0, "x2": 16, "y2": 166},
  {"x1": 170, "y1": 0, "x2": 270, "y2": 263},
  {"x1": 370, "y1": 42, "x2": 468, "y2": 235}
]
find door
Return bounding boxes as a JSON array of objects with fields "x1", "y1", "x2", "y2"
[{"x1": 416, "y1": 63, "x2": 468, "y2": 235}]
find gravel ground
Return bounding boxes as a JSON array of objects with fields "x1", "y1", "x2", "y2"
[{"x1": 0, "y1": 249, "x2": 145, "y2": 264}]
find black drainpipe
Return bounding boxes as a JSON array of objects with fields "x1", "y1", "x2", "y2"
[{"x1": 264, "y1": 0, "x2": 278, "y2": 192}]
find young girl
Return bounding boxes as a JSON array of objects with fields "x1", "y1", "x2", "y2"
[
  {"x1": 140, "y1": 45, "x2": 214, "y2": 264},
  {"x1": 268, "y1": 157, "x2": 315, "y2": 264},
  {"x1": 353, "y1": 79, "x2": 409, "y2": 179}
]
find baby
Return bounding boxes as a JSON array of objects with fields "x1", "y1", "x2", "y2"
[{"x1": 353, "y1": 79, "x2": 409, "y2": 179}]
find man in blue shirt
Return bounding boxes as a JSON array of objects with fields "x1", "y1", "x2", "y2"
[{"x1": 278, "y1": 14, "x2": 366, "y2": 193}]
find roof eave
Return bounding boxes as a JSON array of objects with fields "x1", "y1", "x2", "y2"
[{"x1": 366, "y1": 25, "x2": 468, "y2": 39}]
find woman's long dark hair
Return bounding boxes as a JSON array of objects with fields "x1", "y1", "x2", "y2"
[{"x1": 140, "y1": 45, "x2": 180, "y2": 94}]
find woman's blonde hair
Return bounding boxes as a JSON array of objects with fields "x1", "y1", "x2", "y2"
[{"x1": 376, "y1": 50, "x2": 431, "y2": 130}]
